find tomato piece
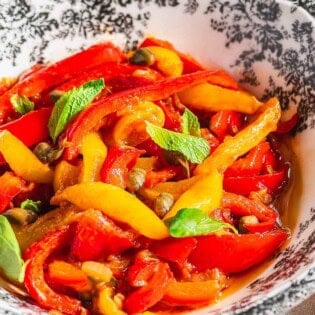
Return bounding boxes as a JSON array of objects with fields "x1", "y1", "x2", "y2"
[
  {"x1": 124, "y1": 262, "x2": 172, "y2": 313},
  {"x1": 23, "y1": 227, "x2": 84, "y2": 315},
  {"x1": 100, "y1": 145, "x2": 143, "y2": 189},
  {"x1": 127, "y1": 252, "x2": 160, "y2": 287},
  {"x1": 150, "y1": 237, "x2": 197, "y2": 265},
  {"x1": 189, "y1": 229, "x2": 288, "y2": 274},
  {"x1": 221, "y1": 191, "x2": 278, "y2": 222},
  {"x1": 71, "y1": 210, "x2": 135, "y2": 262}
]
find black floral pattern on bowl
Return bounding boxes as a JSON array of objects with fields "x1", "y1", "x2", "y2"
[{"x1": 0, "y1": 1, "x2": 314, "y2": 314}]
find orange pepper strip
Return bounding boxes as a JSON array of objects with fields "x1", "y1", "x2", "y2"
[
  {"x1": 51, "y1": 182, "x2": 169, "y2": 240},
  {"x1": 178, "y1": 82, "x2": 261, "y2": 114},
  {"x1": 48, "y1": 260, "x2": 92, "y2": 293},
  {"x1": 163, "y1": 280, "x2": 221, "y2": 306},
  {"x1": 0, "y1": 130, "x2": 53, "y2": 184}
]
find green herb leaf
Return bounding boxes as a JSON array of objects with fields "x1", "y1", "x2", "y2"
[
  {"x1": 166, "y1": 208, "x2": 238, "y2": 237},
  {"x1": 20, "y1": 199, "x2": 42, "y2": 213},
  {"x1": 181, "y1": 108, "x2": 201, "y2": 137},
  {"x1": 10, "y1": 94, "x2": 35, "y2": 115},
  {"x1": 0, "y1": 216, "x2": 24, "y2": 282},
  {"x1": 48, "y1": 78, "x2": 105, "y2": 142},
  {"x1": 146, "y1": 122, "x2": 209, "y2": 164}
]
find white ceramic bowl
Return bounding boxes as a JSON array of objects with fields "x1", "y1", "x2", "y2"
[{"x1": 0, "y1": 0, "x2": 314, "y2": 314}]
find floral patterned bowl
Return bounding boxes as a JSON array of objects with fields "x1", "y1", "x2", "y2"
[{"x1": 0, "y1": 0, "x2": 314, "y2": 314}]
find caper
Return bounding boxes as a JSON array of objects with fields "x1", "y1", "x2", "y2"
[
  {"x1": 33, "y1": 142, "x2": 63, "y2": 163},
  {"x1": 154, "y1": 192, "x2": 174, "y2": 218},
  {"x1": 4, "y1": 208, "x2": 38, "y2": 225},
  {"x1": 129, "y1": 48, "x2": 155, "y2": 66},
  {"x1": 128, "y1": 168, "x2": 146, "y2": 191},
  {"x1": 239, "y1": 215, "x2": 259, "y2": 233}
]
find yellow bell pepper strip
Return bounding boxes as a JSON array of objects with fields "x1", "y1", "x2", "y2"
[
  {"x1": 79, "y1": 132, "x2": 107, "y2": 183},
  {"x1": 195, "y1": 97, "x2": 282, "y2": 175},
  {"x1": 51, "y1": 182, "x2": 169, "y2": 240},
  {"x1": 0, "y1": 130, "x2": 53, "y2": 184},
  {"x1": 97, "y1": 287, "x2": 127, "y2": 315},
  {"x1": 178, "y1": 83, "x2": 262, "y2": 114},
  {"x1": 144, "y1": 46, "x2": 183, "y2": 77},
  {"x1": 164, "y1": 168, "x2": 223, "y2": 219},
  {"x1": 53, "y1": 160, "x2": 81, "y2": 192}
]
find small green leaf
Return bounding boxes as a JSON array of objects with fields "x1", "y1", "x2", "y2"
[
  {"x1": 182, "y1": 108, "x2": 201, "y2": 137},
  {"x1": 48, "y1": 78, "x2": 105, "y2": 142},
  {"x1": 20, "y1": 199, "x2": 42, "y2": 213},
  {"x1": 166, "y1": 208, "x2": 238, "y2": 237},
  {"x1": 10, "y1": 94, "x2": 34, "y2": 115},
  {"x1": 146, "y1": 122, "x2": 209, "y2": 164},
  {"x1": 0, "y1": 216, "x2": 24, "y2": 282}
]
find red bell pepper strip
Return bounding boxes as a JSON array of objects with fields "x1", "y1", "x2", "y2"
[
  {"x1": 0, "y1": 43, "x2": 123, "y2": 122},
  {"x1": 163, "y1": 279, "x2": 221, "y2": 306},
  {"x1": 150, "y1": 237, "x2": 197, "y2": 266},
  {"x1": 62, "y1": 70, "x2": 219, "y2": 160},
  {"x1": 221, "y1": 191, "x2": 278, "y2": 222},
  {"x1": 141, "y1": 37, "x2": 239, "y2": 90},
  {"x1": 23, "y1": 226, "x2": 85, "y2": 315},
  {"x1": 210, "y1": 110, "x2": 242, "y2": 141},
  {"x1": 0, "y1": 107, "x2": 52, "y2": 165},
  {"x1": 53, "y1": 63, "x2": 141, "y2": 93},
  {"x1": 0, "y1": 107, "x2": 52, "y2": 147},
  {"x1": 223, "y1": 168, "x2": 288, "y2": 196},
  {"x1": 0, "y1": 172, "x2": 28, "y2": 213},
  {"x1": 275, "y1": 113, "x2": 299, "y2": 134},
  {"x1": 100, "y1": 145, "x2": 143, "y2": 189},
  {"x1": 71, "y1": 210, "x2": 135, "y2": 261},
  {"x1": 224, "y1": 141, "x2": 271, "y2": 177},
  {"x1": 124, "y1": 262, "x2": 172, "y2": 313},
  {"x1": 189, "y1": 229, "x2": 289, "y2": 274},
  {"x1": 200, "y1": 128, "x2": 220, "y2": 152}
]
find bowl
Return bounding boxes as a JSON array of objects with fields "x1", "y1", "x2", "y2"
[{"x1": 0, "y1": 0, "x2": 314, "y2": 314}]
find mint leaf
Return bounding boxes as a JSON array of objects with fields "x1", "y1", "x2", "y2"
[
  {"x1": 146, "y1": 122, "x2": 209, "y2": 164},
  {"x1": 10, "y1": 94, "x2": 34, "y2": 115},
  {"x1": 0, "y1": 216, "x2": 24, "y2": 282},
  {"x1": 48, "y1": 78, "x2": 105, "y2": 142},
  {"x1": 20, "y1": 199, "x2": 41, "y2": 213},
  {"x1": 166, "y1": 208, "x2": 238, "y2": 237},
  {"x1": 182, "y1": 108, "x2": 201, "y2": 137}
]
